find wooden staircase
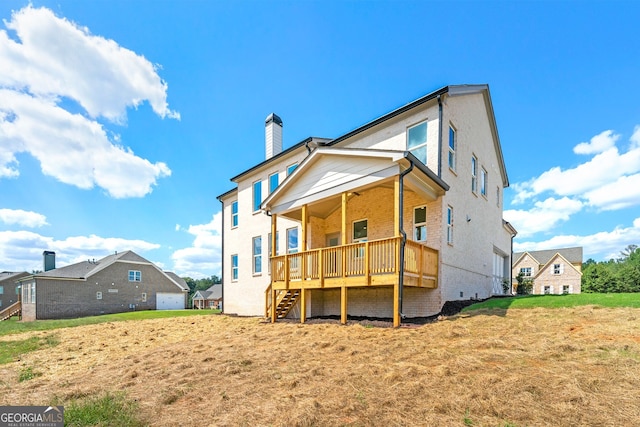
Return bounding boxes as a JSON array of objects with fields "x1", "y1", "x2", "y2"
[
  {"x1": 265, "y1": 286, "x2": 301, "y2": 320},
  {"x1": 0, "y1": 301, "x2": 21, "y2": 321}
]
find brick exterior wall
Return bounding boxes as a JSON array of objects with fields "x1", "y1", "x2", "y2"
[{"x1": 32, "y1": 262, "x2": 185, "y2": 320}]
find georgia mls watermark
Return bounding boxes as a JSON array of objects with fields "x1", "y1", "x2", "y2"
[{"x1": 0, "y1": 406, "x2": 63, "y2": 427}]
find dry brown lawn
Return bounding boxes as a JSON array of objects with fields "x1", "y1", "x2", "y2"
[{"x1": 1, "y1": 306, "x2": 639, "y2": 426}]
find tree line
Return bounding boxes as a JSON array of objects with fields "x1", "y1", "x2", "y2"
[{"x1": 582, "y1": 245, "x2": 640, "y2": 293}]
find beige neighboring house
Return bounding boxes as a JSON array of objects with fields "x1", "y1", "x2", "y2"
[
  {"x1": 17, "y1": 250, "x2": 189, "y2": 321},
  {"x1": 512, "y1": 247, "x2": 583, "y2": 295},
  {"x1": 218, "y1": 84, "x2": 517, "y2": 326}
]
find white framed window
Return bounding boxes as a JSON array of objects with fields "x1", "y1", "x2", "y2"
[
  {"x1": 413, "y1": 206, "x2": 427, "y2": 241},
  {"x1": 448, "y1": 125, "x2": 456, "y2": 171},
  {"x1": 128, "y1": 270, "x2": 141, "y2": 282},
  {"x1": 407, "y1": 121, "x2": 428, "y2": 164},
  {"x1": 287, "y1": 163, "x2": 298, "y2": 176},
  {"x1": 141, "y1": 292, "x2": 147, "y2": 302},
  {"x1": 269, "y1": 172, "x2": 279, "y2": 194},
  {"x1": 481, "y1": 167, "x2": 488, "y2": 197},
  {"x1": 352, "y1": 219, "x2": 368, "y2": 243},
  {"x1": 446, "y1": 206, "x2": 454, "y2": 245},
  {"x1": 253, "y1": 180, "x2": 262, "y2": 212},
  {"x1": 253, "y1": 236, "x2": 262, "y2": 275},
  {"x1": 471, "y1": 155, "x2": 478, "y2": 194},
  {"x1": 520, "y1": 267, "x2": 532, "y2": 277},
  {"x1": 287, "y1": 227, "x2": 299, "y2": 254},
  {"x1": 30, "y1": 283, "x2": 35, "y2": 303},
  {"x1": 231, "y1": 201, "x2": 238, "y2": 228},
  {"x1": 231, "y1": 254, "x2": 238, "y2": 281},
  {"x1": 544, "y1": 286, "x2": 551, "y2": 295},
  {"x1": 553, "y1": 263, "x2": 563, "y2": 275},
  {"x1": 563, "y1": 285, "x2": 570, "y2": 294},
  {"x1": 96, "y1": 291, "x2": 102, "y2": 300}
]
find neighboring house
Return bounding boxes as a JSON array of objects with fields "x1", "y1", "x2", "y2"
[
  {"x1": 17, "y1": 250, "x2": 189, "y2": 321},
  {"x1": 218, "y1": 84, "x2": 517, "y2": 326},
  {"x1": 0, "y1": 271, "x2": 29, "y2": 320},
  {"x1": 512, "y1": 247, "x2": 583, "y2": 295},
  {"x1": 192, "y1": 284, "x2": 222, "y2": 309}
]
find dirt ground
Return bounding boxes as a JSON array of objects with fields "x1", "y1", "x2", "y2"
[{"x1": 1, "y1": 306, "x2": 639, "y2": 426}]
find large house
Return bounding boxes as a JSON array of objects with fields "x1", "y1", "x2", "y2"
[
  {"x1": 218, "y1": 84, "x2": 517, "y2": 326},
  {"x1": 17, "y1": 250, "x2": 189, "y2": 321},
  {"x1": 512, "y1": 247, "x2": 583, "y2": 294}
]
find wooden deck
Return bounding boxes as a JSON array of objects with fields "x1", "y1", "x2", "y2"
[{"x1": 265, "y1": 236, "x2": 438, "y2": 322}]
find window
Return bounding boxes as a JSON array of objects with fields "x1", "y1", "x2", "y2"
[
  {"x1": 287, "y1": 227, "x2": 299, "y2": 253},
  {"x1": 353, "y1": 219, "x2": 368, "y2": 242},
  {"x1": 231, "y1": 201, "x2": 238, "y2": 228},
  {"x1": 253, "y1": 181, "x2": 262, "y2": 212},
  {"x1": 481, "y1": 167, "x2": 488, "y2": 197},
  {"x1": 471, "y1": 156, "x2": 478, "y2": 193},
  {"x1": 0, "y1": 285, "x2": 3, "y2": 295},
  {"x1": 30, "y1": 283, "x2": 35, "y2": 303},
  {"x1": 543, "y1": 286, "x2": 551, "y2": 295},
  {"x1": 448, "y1": 126, "x2": 456, "y2": 171},
  {"x1": 141, "y1": 292, "x2": 147, "y2": 302},
  {"x1": 287, "y1": 163, "x2": 298, "y2": 176},
  {"x1": 96, "y1": 291, "x2": 102, "y2": 300},
  {"x1": 414, "y1": 206, "x2": 427, "y2": 241},
  {"x1": 15, "y1": 286, "x2": 20, "y2": 295},
  {"x1": 128, "y1": 270, "x2": 141, "y2": 282},
  {"x1": 446, "y1": 206, "x2": 454, "y2": 245},
  {"x1": 407, "y1": 121, "x2": 428, "y2": 164},
  {"x1": 520, "y1": 267, "x2": 532, "y2": 277},
  {"x1": 253, "y1": 236, "x2": 262, "y2": 275},
  {"x1": 231, "y1": 254, "x2": 238, "y2": 281},
  {"x1": 269, "y1": 172, "x2": 279, "y2": 194},
  {"x1": 553, "y1": 263, "x2": 563, "y2": 275},
  {"x1": 563, "y1": 285, "x2": 570, "y2": 294}
]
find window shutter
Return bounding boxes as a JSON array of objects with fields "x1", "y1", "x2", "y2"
[
  {"x1": 550, "y1": 285, "x2": 554, "y2": 294},
  {"x1": 560, "y1": 264, "x2": 564, "y2": 274},
  {"x1": 569, "y1": 285, "x2": 573, "y2": 294}
]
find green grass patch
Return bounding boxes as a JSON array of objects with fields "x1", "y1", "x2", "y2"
[
  {"x1": 18, "y1": 365, "x2": 42, "y2": 382},
  {"x1": 63, "y1": 392, "x2": 146, "y2": 427},
  {"x1": 463, "y1": 293, "x2": 640, "y2": 312},
  {"x1": 0, "y1": 334, "x2": 59, "y2": 364},
  {"x1": 0, "y1": 309, "x2": 218, "y2": 337}
]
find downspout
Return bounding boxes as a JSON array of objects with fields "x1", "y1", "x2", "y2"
[
  {"x1": 437, "y1": 95, "x2": 443, "y2": 178},
  {"x1": 398, "y1": 157, "x2": 415, "y2": 320},
  {"x1": 220, "y1": 199, "x2": 225, "y2": 313}
]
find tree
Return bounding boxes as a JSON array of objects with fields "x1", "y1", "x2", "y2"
[
  {"x1": 515, "y1": 272, "x2": 533, "y2": 295},
  {"x1": 620, "y1": 244, "x2": 638, "y2": 260}
]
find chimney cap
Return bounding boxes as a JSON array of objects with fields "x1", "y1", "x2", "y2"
[{"x1": 265, "y1": 113, "x2": 283, "y2": 126}]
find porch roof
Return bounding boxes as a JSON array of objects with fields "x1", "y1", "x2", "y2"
[{"x1": 261, "y1": 147, "x2": 449, "y2": 219}]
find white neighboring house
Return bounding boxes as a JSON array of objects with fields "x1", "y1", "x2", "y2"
[{"x1": 217, "y1": 84, "x2": 517, "y2": 326}]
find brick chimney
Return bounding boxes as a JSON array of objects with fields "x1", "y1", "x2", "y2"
[
  {"x1": 43, "y1": 251, "x2": 55, "y2": 272},
  {"x1": 265, "y1": 113, "x2": 283, "y2": 159}
]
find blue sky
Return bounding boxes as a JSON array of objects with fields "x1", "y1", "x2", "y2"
[{"x1": 1, "y1": 1, "x2": 639, "y2": 278}]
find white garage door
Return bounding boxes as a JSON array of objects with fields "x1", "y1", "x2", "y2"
[{"x1": 156, "y1": 293, "x2": 185, "y2": 310}]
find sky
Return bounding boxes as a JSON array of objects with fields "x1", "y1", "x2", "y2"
[{"x1": 1, "y1": 1, "x2": 639, "y2": 278}]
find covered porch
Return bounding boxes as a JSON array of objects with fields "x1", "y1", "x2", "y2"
[{"x1": 262, "y1": 148, "x2": 449, "y2": 327}]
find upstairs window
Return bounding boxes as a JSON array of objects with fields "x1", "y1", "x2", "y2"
[
  {"x1": 0, "y1": 285, "x2": 3, "y2": 295},
  {"x1": 231, "y1": 201, "x2": 238, "y2": 228},
  {"x1": 253, "y1": 236, "x2": 262, "y2": 275},
  {"x1": 553, "y1": 263, "x2": 563, "y2": 275},
  {"x1": 408, "y1": 121, "x2": 428, "y2": 164},
  {"x1": 471, "y1": 155, "x2": 478, "y2": 193},
  {"x1": 448, "y1": 126, "x2": 456, "y2": 171},
  {"x1": 481, "y1": 167, "x2": 488, "y2": 197},
  {"x1": 128, "y1": 270, "x2": 141, "y2": 282},
  {"x1": 253, "y1": 180, "x2": 262, "y2": 212},
  {"x1": 413, "y1": 206, "x2": 427, "y2": 241},
  {"x1": 287, "y1": 163, "x2": 298, "y2": 176},
  {"x1": 353, "y1": 219, "x2": 368, "y2": 243},
  {"x1": 446, "y1": 206, "x2": 454, "y2": 245},
  {"x1": 269, "y1": 172, "x2": 279, "y2": 194},
  {"x1": 287, "y1": 228, "x2": 299, "y2": 253},
  {"x1": 520, "y1": 267, "x2": 532, "y2": 277}
]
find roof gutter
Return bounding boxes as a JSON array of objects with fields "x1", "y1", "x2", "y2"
[{"x1": 437, "y1": 94, "x2": 443, "y2": 178}]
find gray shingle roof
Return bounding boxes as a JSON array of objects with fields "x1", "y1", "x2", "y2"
[
  {"x1": 514, "y1": 247, "x2": 583, "y2": 266},
  {"x1": 0, "y1": 271, "x2": 29, "y2": 284},
  {"x1": 164, "y1": 272, "x2": 189, "y2": 291}
]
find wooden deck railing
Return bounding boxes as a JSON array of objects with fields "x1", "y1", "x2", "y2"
[
  {"x1": 270, "y1": 236, "x2": 438, "y2": 289},
  {"x1": 0, "y1": 300, "x2": 21, "y2": 321}
]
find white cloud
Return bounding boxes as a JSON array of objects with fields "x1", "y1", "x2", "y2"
[
  {"x1": 0, "y1": 208, "x2": 48, "y2": 227},
  {"x1": 0, "y1": 230, "x2": 160, "y2": 271},
  {"x1": 171, "y1": 212, "x2": 222, "y2": 278},
  {"x1": 513, "y1": 218, "x2": 640, "y2": 262},
  {"x1": 504, "y1": 197, "x2": 583, "y2": 238},
  {"x1": 511, "y1": 127, "x2": 640, "y2": 211},
  {"x1": 0, "y1": 6, "x2": 178, "y2": 198},
  {"x1": 573, "y1": 130, "x2": 618, "y2": 155}
]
